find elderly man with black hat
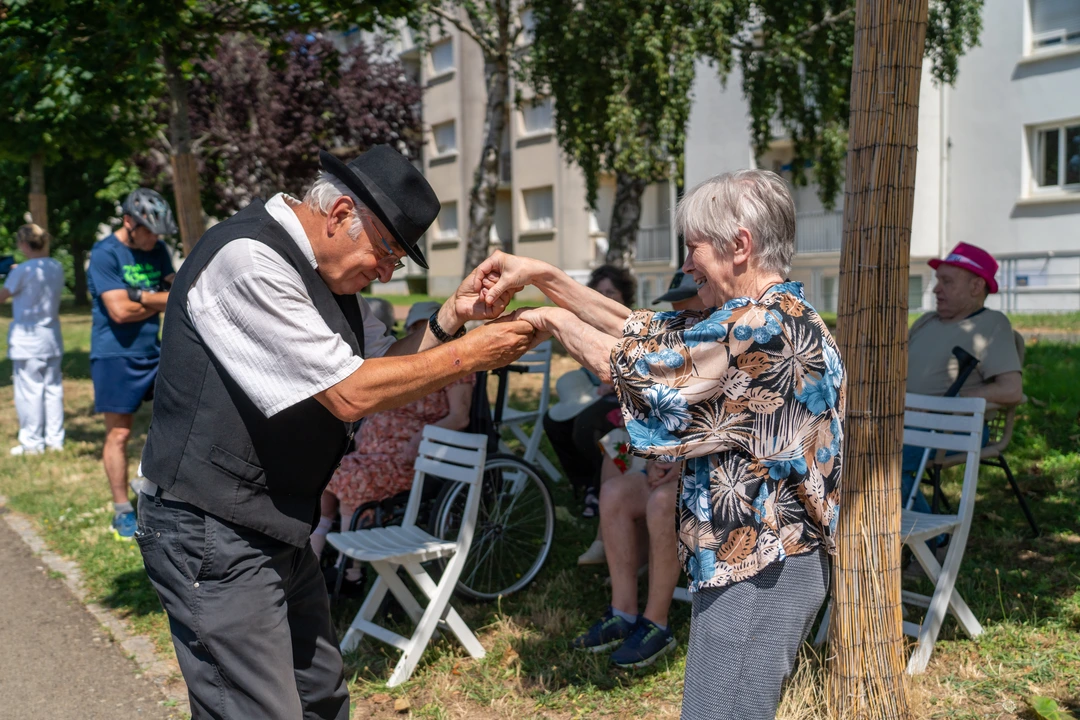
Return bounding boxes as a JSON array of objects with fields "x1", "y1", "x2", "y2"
[{"x1": 135, "y1": 145, "x2": 535, "y2": 720}]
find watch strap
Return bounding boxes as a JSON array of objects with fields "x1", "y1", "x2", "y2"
[{"x1": 429, "y1": 311, "x2": 466, "y2": 343}]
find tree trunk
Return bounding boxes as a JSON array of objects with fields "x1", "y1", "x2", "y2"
[
  {"x1": 163, "y1": 43, "x2": 206, "y2": 255},
  {"x1": 72, "y1": 244, "x2": 89, "y2": 306},
  {"x1": 464, "y1": 61, "x2": 509, "y2": 272},
  {"x1": 827, "y1": 0, "x2": 928, "y2": 718},
  {"x1": 29, "y1": 153, "x2": 47, "y2": 231},
  {"x1": 606, "y1": 171, "x2": 647, "y2": 267},
  {"x1": 464, "y1": 2, "x2": 511, "y2": 273}
]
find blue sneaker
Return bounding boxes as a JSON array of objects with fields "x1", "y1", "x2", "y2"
[
  {"x1": 111, "y1": 511, "x2": 137, "y2": 541},
  {"x1": 571, "y1": 608, "x2": 637, "y2": 653},
  {"x1": 610, "y1": 617, "x2": 677, "y2": 669}
]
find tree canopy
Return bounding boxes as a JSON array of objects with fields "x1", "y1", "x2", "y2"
[
  {"x1": 136, "y1": 32, "x2": 422, "y2": 218},
  {"x1": 0, "y1": 0, "x2": 162, "y2": 163},
  {"x1": 730, "y1": 0, "x2": 983, "y2": 206}
]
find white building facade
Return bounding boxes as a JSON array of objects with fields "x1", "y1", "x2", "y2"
[{"x1": 685, "y1": 0, "x2": 1080, "y2": 313}]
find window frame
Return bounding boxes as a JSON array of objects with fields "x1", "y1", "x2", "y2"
[
  {"x1": 521, "y1": 186, "x2": 555, "y2": 233},
  {"x1": 431, "y1": 120, "x2": 457, "y2": 158},
  {"x1": 436, "y1": 201, "x2": 459, "y2": 239},
  {"x1": 1029, "y1": 119, "x2": 1080, "y2": 196},
  {"x1": 1025, "y1": 0, "x2": 1080, "y2": 57},
  {"x1": 520, "y1": 96, "x2": 554, "y2": 137},
  {"x1": 429, "y1": 37, "x2": 454, "y2": 77}
]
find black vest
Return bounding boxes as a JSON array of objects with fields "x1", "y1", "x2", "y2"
[{"x1": 142, "y1": 200, "x2": 366, "y2": 547}]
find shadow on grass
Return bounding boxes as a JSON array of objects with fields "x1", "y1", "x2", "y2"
[{"x1": 99, "y1": 569, "x2": 166, "y2": 619}]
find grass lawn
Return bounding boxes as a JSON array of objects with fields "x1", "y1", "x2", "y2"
[{"x1": 0, "y1": 303, "x2": 1077, "y2": 719}]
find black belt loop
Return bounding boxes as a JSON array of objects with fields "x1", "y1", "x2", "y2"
[{"x1": 153, "y1": 483, "x2": 164, "y2": 506}]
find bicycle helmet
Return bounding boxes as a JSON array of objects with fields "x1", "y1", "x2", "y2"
[{"x1": 121, "y1": 188, "x2": 178, "y2": 235}]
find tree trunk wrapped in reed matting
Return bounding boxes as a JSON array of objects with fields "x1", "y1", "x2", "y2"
[{"x1": 827, "y1": 0, "x2": 929, "y2": 717}]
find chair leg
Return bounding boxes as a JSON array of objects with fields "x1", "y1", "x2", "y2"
[
  {"x1": 997, "y1": 457, "x2": 1039, "y2": 537},
  {"x1": 385, "y1": 559, "x2": 471, "y2": 687},
  {"x1": 404, "y1": 561, "x2": 486, "y2": 659},
  {"x1": 374, "y1": 561, "x2": 426, "y2": 625},
  {"x1": 341, "y1": 575, "x2": 388, "y2": 652},
  {"x1": 906, "y1": 540, "x2": 981, "y2": 674}
]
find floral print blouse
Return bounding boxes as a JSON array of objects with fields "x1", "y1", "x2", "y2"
[{"x1": 610, "y1": 282, "x2": 845, "y2": 592}]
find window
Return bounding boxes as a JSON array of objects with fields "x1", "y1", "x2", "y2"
[
  {"x1": 1031, "y1": 0, "x2": 1080, "y2": 51},
  {"x1": 430, "y1": 38, "x2": 453, "y2": 74},
  {"x1": 1034, "y1": 122, "x2": 1080, "y2": 190},
  {"x1": 436, "y1": 202, "x2": 458, "y2": 239},
  {"x1": 820, "y1": 276, "x2": 838, "y2": 314},
  {"x1": 432, "y1": 120, "x2": 456, "y2": 156},
  {"x1": 521, "y1": 97, "x2": 553, "y2": 134},
  {"x1": 522, "y1": 187, "x2": 554, "y2": 231},
  {"x1": 908, "y1": 275, "x2": 924, "y2": 311}
]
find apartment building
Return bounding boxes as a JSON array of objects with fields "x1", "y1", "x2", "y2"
[
  {"x1": 352, "y1": 21, "x2": 679, "y2": 305},
  {"x1": 685, "y1": 0, "x2": 1080, "y2": 312}
]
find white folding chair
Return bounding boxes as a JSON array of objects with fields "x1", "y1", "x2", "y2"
[
  {"x1": 326, "y1": 426, "x2": 488, "y2": 687},
  {"x1": 899, "y1": 393, "x2": 986, "y2": 673},
  {"x1": 813, "y1": 394, "x2": 986, "y2": 674},
  {"x1": 495, "y1": 340, "x2": 561, "y2": 482}
]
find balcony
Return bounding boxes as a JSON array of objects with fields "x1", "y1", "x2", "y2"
[
  {"x1": 795, "y1": 210, "x2": 843, "y2": 253},
  {"x1": 636, "y1": 225, "x2": 673, "y2": 263}
]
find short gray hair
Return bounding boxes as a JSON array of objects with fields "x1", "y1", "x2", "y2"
[
  {"x1": 675, "y1": 169, "x2": 797, "y2": 275},
  {"x1": 303, "y1": 171, "x2": 371, "y2": 242}
]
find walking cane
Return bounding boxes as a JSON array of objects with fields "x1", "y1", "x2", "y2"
[{"x1": 904, "y1": 346, "x2": 980, "y2": 510}]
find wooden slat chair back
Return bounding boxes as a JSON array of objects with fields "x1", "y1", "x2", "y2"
[{"x1": 326, "y1": 426, "x2": 488, "y2": 687}]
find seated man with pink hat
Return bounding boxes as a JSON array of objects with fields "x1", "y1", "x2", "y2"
[{"x1": 903, "y1": 242, "x2": 1024, "y2": 514}]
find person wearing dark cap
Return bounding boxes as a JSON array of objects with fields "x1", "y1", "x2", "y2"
[
  {"x1": 651, "y1": 269, "x2": 707, "y2": 311},
  {"x1": 135, "y1": 145, "x2": 535, "y2": 720},
  {"x1": 903, "y1": 242, "x2": 1023, "y2": 515}
]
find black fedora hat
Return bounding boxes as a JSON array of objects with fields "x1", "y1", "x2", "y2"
[{"x1": 318, "y1": 145, "x2": 439, "y2": 269}]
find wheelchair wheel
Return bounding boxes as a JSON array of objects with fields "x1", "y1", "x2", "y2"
[{"x1": 428, "y1": 453, "x2": 555, "y2": 601}]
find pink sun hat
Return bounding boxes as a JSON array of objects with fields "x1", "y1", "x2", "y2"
[{"x1": 929, "y1": 242, "x2": 1000, "y2": 294}]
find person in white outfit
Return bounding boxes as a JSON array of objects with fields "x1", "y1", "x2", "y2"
[{"x1": 1, "y1": 223, "x2": 65, "y2": 454}]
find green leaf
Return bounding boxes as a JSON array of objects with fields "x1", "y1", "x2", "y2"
[{"x1": 1031, "y1": 696, "x2": 1078, "y2": 720}]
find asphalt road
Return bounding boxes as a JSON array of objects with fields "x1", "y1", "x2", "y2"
[{"x1": 0, "y1": 516, "x2": 175, "y2": 720}]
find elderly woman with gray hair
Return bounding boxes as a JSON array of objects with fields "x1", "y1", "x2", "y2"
[{"x1": 476, "y1": 169, "x2": 845, "y2": 719}]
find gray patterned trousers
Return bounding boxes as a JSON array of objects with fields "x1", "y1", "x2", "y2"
[{"x1": 681, "y1": 549, "x2": 830, "y2": 720}]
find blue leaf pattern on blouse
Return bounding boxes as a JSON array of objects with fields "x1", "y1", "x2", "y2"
[{"x1": 610, "y1": 282, "x2": 845, "y2": 592}]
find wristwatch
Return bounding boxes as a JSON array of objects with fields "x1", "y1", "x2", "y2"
[
  {"x1": 126, "y1": 287, "x2": 144, "y2": 304},
  {"x1": 429, "y1": 311, "x2": 466, "y2": 343}
]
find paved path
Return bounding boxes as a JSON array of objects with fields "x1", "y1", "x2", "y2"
[{"x1": 0, "y1": 515, "x2": 176, "y2": 720}]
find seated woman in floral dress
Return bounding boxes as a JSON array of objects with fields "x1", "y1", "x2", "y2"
[{"x1": 309, "y1": 302, "x2": 475, "y2": 560}]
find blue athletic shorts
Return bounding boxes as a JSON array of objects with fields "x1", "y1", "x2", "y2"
[{"x1": 91, "y1": 355, "x2": 160, "y2": 414}]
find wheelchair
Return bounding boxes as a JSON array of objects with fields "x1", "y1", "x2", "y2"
[{"x1": 324, "y1": 363, "x2": 556, "y2": 604}]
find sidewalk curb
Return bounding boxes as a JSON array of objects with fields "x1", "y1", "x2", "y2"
[{"x1": 0, "y1": 495, "x2": 190, "y2": 716}]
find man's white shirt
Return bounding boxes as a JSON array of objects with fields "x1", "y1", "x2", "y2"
[{"x1": 186, "y1": 193, "x2": 395, "y2": 418}]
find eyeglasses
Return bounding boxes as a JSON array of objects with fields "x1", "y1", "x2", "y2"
[
  {"x1": 362, "y1": 212, "x2": 406, "y2": 271},
  {"x1": 376, "y1": 235, "x2": 406, "y2": 272}
]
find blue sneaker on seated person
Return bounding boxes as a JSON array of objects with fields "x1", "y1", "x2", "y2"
[
  {"x1": 572, "y1": 607, "x2": 637, "y2": 653},
  {"x1": 610, "y1": 617, "x2": 677, "y2": 669}
]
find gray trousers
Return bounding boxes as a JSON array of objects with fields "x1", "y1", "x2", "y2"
[
  {"x1": 136, "y1": 493, "x2": 349, "y2": 720},
  {"x1": 681, "y1": 549, "x2": 830, "y2": 720}
]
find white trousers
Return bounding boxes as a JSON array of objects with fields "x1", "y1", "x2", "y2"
[{"x1": 13, "y1": 357, "x2": 64, "y2": 451}]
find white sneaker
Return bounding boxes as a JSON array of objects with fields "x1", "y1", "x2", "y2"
[
  {"x1": 9, "y1": 445, "x2": 43, "y2": 456},
  {"x1": 577, "y1": 539, "x2": 607, "y2": 565}
]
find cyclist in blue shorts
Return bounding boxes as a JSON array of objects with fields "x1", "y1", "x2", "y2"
[{"x1": 87, "y1": 189, "x2": 177, "y2": 540}]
